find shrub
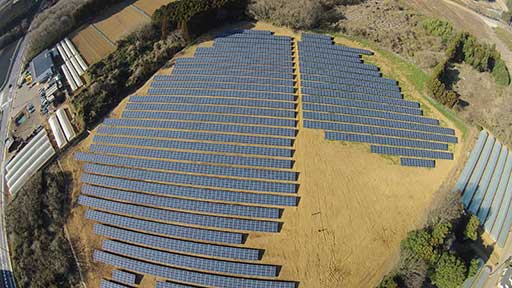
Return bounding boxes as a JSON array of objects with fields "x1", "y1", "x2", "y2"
[
  {"x1": 464, "y1": 215, "x2": 480, "y2": 241},
  {"x1": 429, "y1": 253, "x2": 467, "y2": 288},
  {"x1": 431, "y1": 221, "x2": 452, "y2": 246},
  {"x1": 402, "y1": 230, "x2": 436, "y2": 263},
  {"x1": 246, "y1": 0, "x2": 323, "y2": 29},
  {"x1": 378, "y1": 275, "x2": 398, "y2": 288},
  {"x1": 423, "y1": 18, "x2": 453, "y2": 42},
  {"x1": 492, "y1": 58, "x2": 511, "y2": 86},
  {"x1": 467, "y1": 258, "x2": 480, "y2": 278}
]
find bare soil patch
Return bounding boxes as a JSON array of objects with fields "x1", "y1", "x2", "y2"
[
  {"x1": 133, "y1": 0, "x2": 174, "y2": 16},
  {"x1": 71, "y1": 26, "x2": 115, "y2": 65},
  {"x1": 94, "y1": 5, "x2": 149, "y2": 43}
]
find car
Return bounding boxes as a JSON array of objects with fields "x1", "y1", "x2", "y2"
[{"x1": 26, "y1": 103, "x2": 35, "y2": 114}]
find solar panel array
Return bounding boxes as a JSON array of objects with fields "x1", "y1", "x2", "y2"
[
  {"x1": 76, "y1": 30, "x2": 299, "y2": 287},
  {"x1": 298, "y1": 33, "x2": 457, "y2": 168},
  {"x1": 455, "y1": 130, "x2": 512, "y2": 248}
]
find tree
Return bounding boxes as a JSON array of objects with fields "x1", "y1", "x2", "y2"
[
  {"x1": 464, "y1": 215, "x2": 479, "y2": 241},
  {"x1": 431, "y1": 221, "x2": 452, "y2": 246},
  {"x1": 402, "y1": 230, "x2": 436, "y2": 263},
  {"x1": 429, "y1": 252, "x2": 467, "y2": 288},
  {"x1": 467, "y1": 258, "x2": 480, "y2": 278}
]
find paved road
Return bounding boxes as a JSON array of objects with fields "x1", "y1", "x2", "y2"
[{"x1": 0, "y1": 25, "x2": 31, "y2": 288}]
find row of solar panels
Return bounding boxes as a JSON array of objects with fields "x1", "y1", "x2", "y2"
[
  {"x1": 175, "y1": 62, "x2": 294, "y2": 74},
  {"x1": 154, "y1": 74, "x2": 295, "y2": 87},
  {"x1": 195, "y1": 50, "x2": 293, "y2": 62},
  {"x1": 141, "y1": 92, "x2": 297, "y2": 105},
  {"x1": 299, "y1": 60, "x2": 380, "y2": 78},
  {"x1": 298, "y1": 41, "x2": 371, "y2": 56},
  {"x1": 325, "y1": 131, "x2": 448, "y2": 151},
  {"x1": 94, "y1": 224, "x2": 261, "y2": 261},
  {"x1": 121, "y1": 111, "x2": 297, "y2": 128},
  {"x1": 299, "y1": 50, "x2": 362, "y2": 64},
  {"x1": 303, "y1": 95, "x2": 422, "y2": 115},
  {"x1": 90, "y1": 143, "x2": 293, "y2": 169},
  {"x1": 304, "y1": 120, "x2": 457, "y2": 143},
  {"x1": 218, "y1": 32, "x2": 292, "y2": 42},
  {"x1": 303, "y1": 103, "x2": 438, "y2": 126},
  {"x1": 97, "y1": 126, "x2": 294, "y2": 147},
  {"x1": 102, "y1": 239, "x2": 278, "y2": 277},
  {"x1": 302, "y1": 86, "x2": 413, "y2": 108},
  {"x1": 304, "y1": 111, "x2": 454, "y2": 136},
  {"x1": 171, "y1": 67, "x2": 294, "y2": 80},
  {"x1": 87, "y1": 209, "x2": 244, "y2": 244},
  {"x1": 400, "y1": 157, "x2": 436, "y2": 168},
  {"x1": 301, "y1": 73, "x2": 398, "y2": 92},
  {"x1": 300, "y1": 67, "x2": 391, "y2": 85},
  {"x1": 94, "y1": 251, "x2": 297, "y2": 288},
  {"x1": 79, "y1": 195, "x2": 282, "y2": 233},
  {"x1": 214, "y1": 38, "x2": 292, "y2": 48},
  {"x1": 455, "y1": 130, "x2": 512, "y2": 247},
  {"x1": 151, "y1": 80, "x2": 294, "y2": 94},
  {"x1": 125, "y1": 103, "x2": 297, "y2": 119},
  {"x1": 370, "y1": 145, "x2": 453, "y2": 160},
  {"x1": 300, "y1": 55, "x2": 378, "y2": 72},
  {"x1": 301, "y1": 35, "x2": 372, "y2": 55},
  {"x1": 103, "y1": 118, "x2": 297, "y2": 138},
  {"x1": 111, "y1": 270, "x2": 136, "y2": 286},
  {"x1": 196, "y1": 46, "x2": 292, "y2": 57},
  {"x1": 82, "y1": 185, "x2": 282, "y2": 219},
  {"x1": 76, "y1": 152, "x2": 298, "y2": 182},
  {"x1": 82, "y1": 173, "x2": 299, "y2": 207},
  {"x1": 83, "y1": 163, "x2": 298, "y2": 194},
  {"x1": 177, "y1": 57, "x2": 293, "y2": 68},
  {"x1": 302, "y1": 79, "x2": 401, "y2": 99},
  {"x1": 93, "y1": 134, "x2": 294, "y2": 158}
]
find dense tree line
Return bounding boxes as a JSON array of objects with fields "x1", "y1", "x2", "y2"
[
  {"x1": 25, "y1": 0, "x2": 126, "y2": 62},
  {"x1": 379, "y1": 193, "x2": 483, "y2": 288},
  {"x1": 425, "y1": 19, "x2": 510, "y2": 107},
  {"x1": 0, "y1": 0, "x2": 39, "y2": 50},
  {"x1": 6, "y1": 167, "x2": 80, "y2": 288}
]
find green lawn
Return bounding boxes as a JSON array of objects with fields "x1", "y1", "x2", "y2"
[{"x1": 494, "y1": 27, "x2": 512, "y2": 52}]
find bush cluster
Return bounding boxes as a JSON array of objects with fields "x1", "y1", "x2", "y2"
[{"x1": 6, "y1": 168, "x2": 80, "y2": 288}]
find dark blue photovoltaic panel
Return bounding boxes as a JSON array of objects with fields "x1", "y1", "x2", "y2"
[
  {"x1": 370, "y1": 145, "x2": 453, "y2": 160},
  {"x1": 299, "y1": 61, "x2": 380, "y2": 77},
  {"x1": 300, "y1": 67, "x2": 391, "y2": 85},
  {"x1": 112, "y1": 270, "x2": 136, "y2": 285},
  {"x1": 175, "y1": 57, "x2": 292, "y2": 68},
  {"x1": 150, "y1": 80, "x2": 294, "y2": 94},
  {"x1": 79, "y1": 195, "x2": 281, "y2": 232},
  {"x1": 304, "y1": 120, "x2": 457, "y2": 143},
  {"x1": 154, "y1": 75, "x2": 294, "y2": 87},
  {"x1": 300, "y1": 57, "x2": 378, "y2": 72},
  {"x1": 82, "y1": 174, "x2": 299, "y2": 206},
  {"x1": 302, "y1": 86, "x2": 410, "y2": 107},
  {"x1": 301, "y1": 73, "x2": 399, "y2": 92},
  {"x1": 92, "y1": 135, "x2": 294, "y2": 158},
  {"x1": 156, "y1": 282, "x2": 198, "y2": 288},
  {"x1": 102, "y1": 240, "x2": 278, "y2": 277},
  {"x1": 302, "y1": 80, "x2": 402, "y2": 99},
  {"x1": 195, "y1": 51, "x2": 292, "y2": 62},
  {"x1": 400, "y1": 158, "x2": 436, "y2": 168},
  {"x1": 96, "y1": 126, "x2": 293, "y2": 147},
  {"x1": 171, "y1": 67, "x2": 294, "y2": 80},
  {"x1": 214, "y1": 38, "x2": 291, "y2": 47},
  {"x1": 94, "y1": 224, "x2": 261, "y2": 261},
  {"x1": 143, "y1": 88, "x2": 296, "y2": 101},
  {"x1": 102, "y1": 118, "x2": 297, "y2": 137},
  {"x1": 83, "y1": 163, "x2": 298, "y2": 194},
  {"x1": 94, "y1": 251, "x2": 297, "y2": 288},
  {"x1": 305, "y1": 112, "x2": 454, "y2": 135},
  {"x1": 76, "y1": 152, "x2": 298, "y2": 181},
  {"x1": 303, "y1": 103, "x2": 439, "y2": 126},
  {"x1": 298, "y1": 41, "x2": 372, "y2": 55},
  {"x1": 218, "y1": 33, "x2": 292, "y2": 42},
  {"x1": 86, "y1": 210, "x2": 244, "y2": 244},
  {"x1": 174, "y1": 62, "x2": 293, "y2": 74},
  {"x1": 325, "y1": 132, "x2": 448, "y2": 151},
  {"x1": 299, "y1": 51, "x2": 362, "y2": 64},
  {"x1": 132, "y1": 95, "x2": 296, "y2": 109},
  {"x1": 89, "y1": 143, "x2": 293, "y2": 169},
  {"x1": 196, "y1": 47, "x2": 292, "y2": 58},
  {"x1": 125, "y1": 103, "x2": 296, "y2": 119},
  {"x1": 82, "y1": 184, "x2": 282, "y2": 219},
  {"x1": 121, "y1": 111, "x2": 297, "y2": 128},
  {"x1": 303, "y1": 95, "x2": 420, "y2": 115}
]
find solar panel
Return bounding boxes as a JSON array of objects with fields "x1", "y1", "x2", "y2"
[
  {"x1": 326, "y1": 132, "x2": 448, "y2": 151},
  {"x1": 94, "y1": 224, "x2": 261, "y2": 260},
  {"x1": 102, "y1": 239, "x2": 278, "y2": 277},
  {"x1": 100, "y1": 279, "x2": 129, "y2": 288},
  {"x1": 154, "y1": 74, "x2": 294, "y2": 87},
  {"x1": 82, "y1": 184, "x2": 282, "y2": 219},
  {"x1": 303, "y1": 95, "x2": 421, "y2": 115},
  {"x1": 112, "y1": 270, "x2": 136, "y2": 285},
  {"x1": 79, "y1": 195, "x2": 281, "y2": 232},
  {"x1": 150, "y1": 79, "x2": 294, "y2": 93},
  {"x1": 86, "y1": 210, "x2": 244, "y2": 244},
  {"x1": 302, "y1": 80, "x2": 402, "y2": 99},
  {"x1": 370, "y1": 145, "x2": 453, "y2": 160},
  {"x1": 400, "y1": 157, "x2": 436, "y2": 168},
  {"x1": 82, "y1": 174, "x2": 299, "y2": 206},
  {"x1": 94, "y1": 250, "x2": 297, "y2": 288}
]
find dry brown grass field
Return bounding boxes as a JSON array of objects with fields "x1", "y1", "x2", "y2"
[
  {"x1": 133, "y1": 0, "x2": 174, "y2": 16},
  {"x1": 64, "y1": 22, "x2": 468, "y2": 287},
  {"x1": 70, "y1": 26, "x2": 115, "y2": 65},
  {"x1": 94, "y1": 5, "x2": 149, "y2": 43}
]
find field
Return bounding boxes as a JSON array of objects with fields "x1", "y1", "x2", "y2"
[
  {"x1": 93, "y1": 5, "x2": 149, "y2": 43},
  {"x1": 134, "y1": 0, "x2": 174, "y2": 16},
  {"x1": 70, "y1": 26, "x2": 115, "y2": 65},
  {"x1": 60, "y1": 21, "x2": 471, "y2": 287}
]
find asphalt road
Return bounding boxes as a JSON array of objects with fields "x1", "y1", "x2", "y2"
[{"x1": 0, "y1": 27, "x2": 29, "y2": 288}]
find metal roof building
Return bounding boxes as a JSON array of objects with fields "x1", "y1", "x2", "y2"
[{"x1": 29, "y1": 49, "x2": 55, "y2": 84}]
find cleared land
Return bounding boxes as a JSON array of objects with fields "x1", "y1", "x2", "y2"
[
  {"x1": 134, "y1": 0, "x2": 174, "y2": 16},
  {"x1": 64, "y1": 22, "x2": 466, "y2": 288},
  {"x1": 94, "y1": 5, "x2": 149, "y2": 43},
  {"x1": 71, "y1": 26, "x2": 115, "y2": 65}
]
